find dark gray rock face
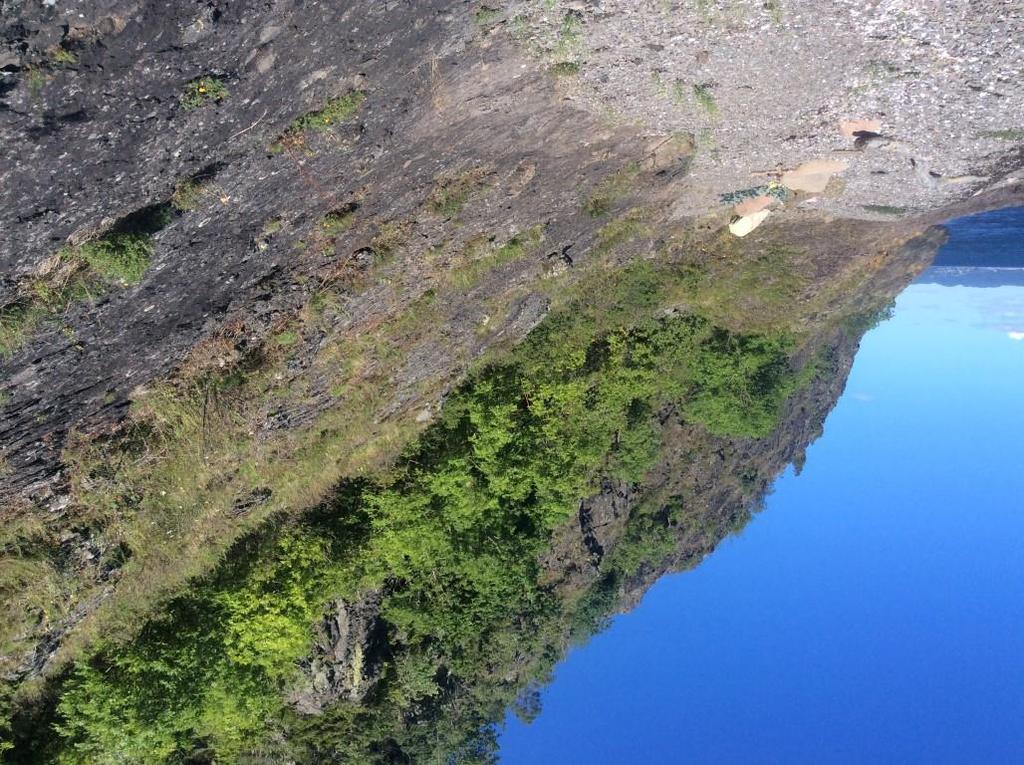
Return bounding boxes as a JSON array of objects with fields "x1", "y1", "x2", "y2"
[
  {"x1": 1, "y1": 0, "x2": 650, "y2": 502},
  {"x1": 0, "y1": 0, "x2": 464, "y2": 498}
]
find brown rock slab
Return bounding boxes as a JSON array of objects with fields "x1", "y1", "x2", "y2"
[{"x1": 782, "y1": 159, "x2": 849, "y2": 193}]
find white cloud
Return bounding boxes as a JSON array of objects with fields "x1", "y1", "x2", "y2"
[{"x1": 1009, "y1": 331, "x2": 1024, "y2": 341}]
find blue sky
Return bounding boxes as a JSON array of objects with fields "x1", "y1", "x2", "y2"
[{"x1": 499, "y1": 215, "x2": 1024, "y2": 764}]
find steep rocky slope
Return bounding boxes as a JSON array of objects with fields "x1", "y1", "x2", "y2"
[
  {"x1": 1, "y1": 1, "x2": 1023, "y2": 760},
  {"x1": 6, "y1": 225, "x2": 934, "y2": 762},
  {"x1": 2, "y1": 0, "x2": 1020, "y2": 504}
]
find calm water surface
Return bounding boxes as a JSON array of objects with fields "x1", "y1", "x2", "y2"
[{"x1": 499, "y1": 210, "x2": 1024, "y2": 764}]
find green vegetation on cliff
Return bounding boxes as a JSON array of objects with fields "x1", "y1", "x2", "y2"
[
  {"x1": 269, "y1": 91, "x2": 366, "y2": 153},
  {"x1": 37, "y1": 274, "x2": 811, "y2": 762}
]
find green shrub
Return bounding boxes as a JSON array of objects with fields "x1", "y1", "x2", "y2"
[
  {"x1": 179, "y1": 77, "x2": 228, "y2": 110},
  {"x1": 75, "y1": 233, "x2": 153, "y2": 285},
  {"x1": 47, "y1": 302, "x2": 808, "y2": 760},
  {"x1": 52, "y1": 531, "x2": 339, "y2": 764},
  {"x1": 270, "y1": 92, "x2": 366, "y2": 152},
  {"x1": 286, "y1": 92, "x2": 366, "y2": 134}
]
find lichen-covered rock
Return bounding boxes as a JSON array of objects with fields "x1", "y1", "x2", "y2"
[{"x1": 288, "y1": 591, "x2": 385, "y2": 715}]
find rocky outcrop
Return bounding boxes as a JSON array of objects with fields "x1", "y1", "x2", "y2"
[
  {"x1": 2, "y1": 0, "x2": 468, "y2": 499},
  {"x1": 288, "y1": 590, "x2": 386, "y2": 715}
]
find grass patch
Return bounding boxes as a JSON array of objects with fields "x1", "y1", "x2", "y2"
[
  {"x1": 288, "y1": 92, "x2": 366, "y2": 133},
  {"x1": 271, "y1": 92, "x2": 366, "y2": 153},
  {"x1": 692, "y1": 83, "x2": 718, "y2": 116},
  {"x1": 550, "y1": 61, "x2": 580, "y2": 76},
  {"x1": 309, "y1": 205, "x2": 358, "y2": 257},
  {"x1": 320, "y1": 207, "x2": 357, "y2": 237},
  {"x1": 24, "y1": 68, "x2": 48, "y2": 97},
  {"x1": 554, "y1": 9, "x2": 583, "y2": 59},
  {"x1": 593, "y1": 208, "x2": 651, "y2": 258},
  {"x1": 426, "y1": 167, "x2": 490, "y2": 218},
  {"x1": 671, "y1": 79, "x2": 688, "y2": 105},
  {"x1": 0, "y1": 554, "x2": 65, "y2": 687},
  {"x1": 862, "y1": 204, "x2": 909, "y2": 216},
  {"x1": 75, "y1": 234, "x2": 153, "y2": 285},
  {"x1": 980, "y1": 129, "x2": 1024, "y2": 141},
  {"x1": 671, "y1": 243, "x2": 814, "y2": 333},
  {"x1": 0, "y1": 304, "x2": 49, "y2": 358},
  {"x1": 256, "y1": 218, "x2": 285, "y2": 252},
  {"x1": 180, "y1": 77, "x2": 228, "y2": 110},
  {"x1": 47, "y1": 46, "x2": 77, "y2": 66},
  {"x1": 370, "y1": 220, "x2": 412, "y2": 264},
  {"x1": 171, "y1": 180, "x2": 210, "y2": 212},
  {"x1": 474, "y1": 5, "x2": 502, "y2": 26},
  {"x1": 0, "y1": 207, "x2": 169, "y2": 357},
  {"x1": 507, "y1": 6, "x2": 586, "y2": 76},
  {"x1": 764, "y1": 0, "x2": 783, "y2": 23},
  {"x1": 449, "y1": 225, "x2": 545, "y2": 289},
  {"x1": 583, "y1": 162, "x2": 642, "y2": 217}
]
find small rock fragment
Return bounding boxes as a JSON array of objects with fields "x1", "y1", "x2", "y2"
[
  {"x1": 839, "y1": 118, "x2": 882, "y2": 137},
  {"x1": 728, "y1": 209, "x2": 771, "y2": 237},
  {"x1": 256, "y1": 52, "x2": 277, "y2": 74},
  {"x1": 852, "y1": 130, "x2": 895, "y2": 150}
]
